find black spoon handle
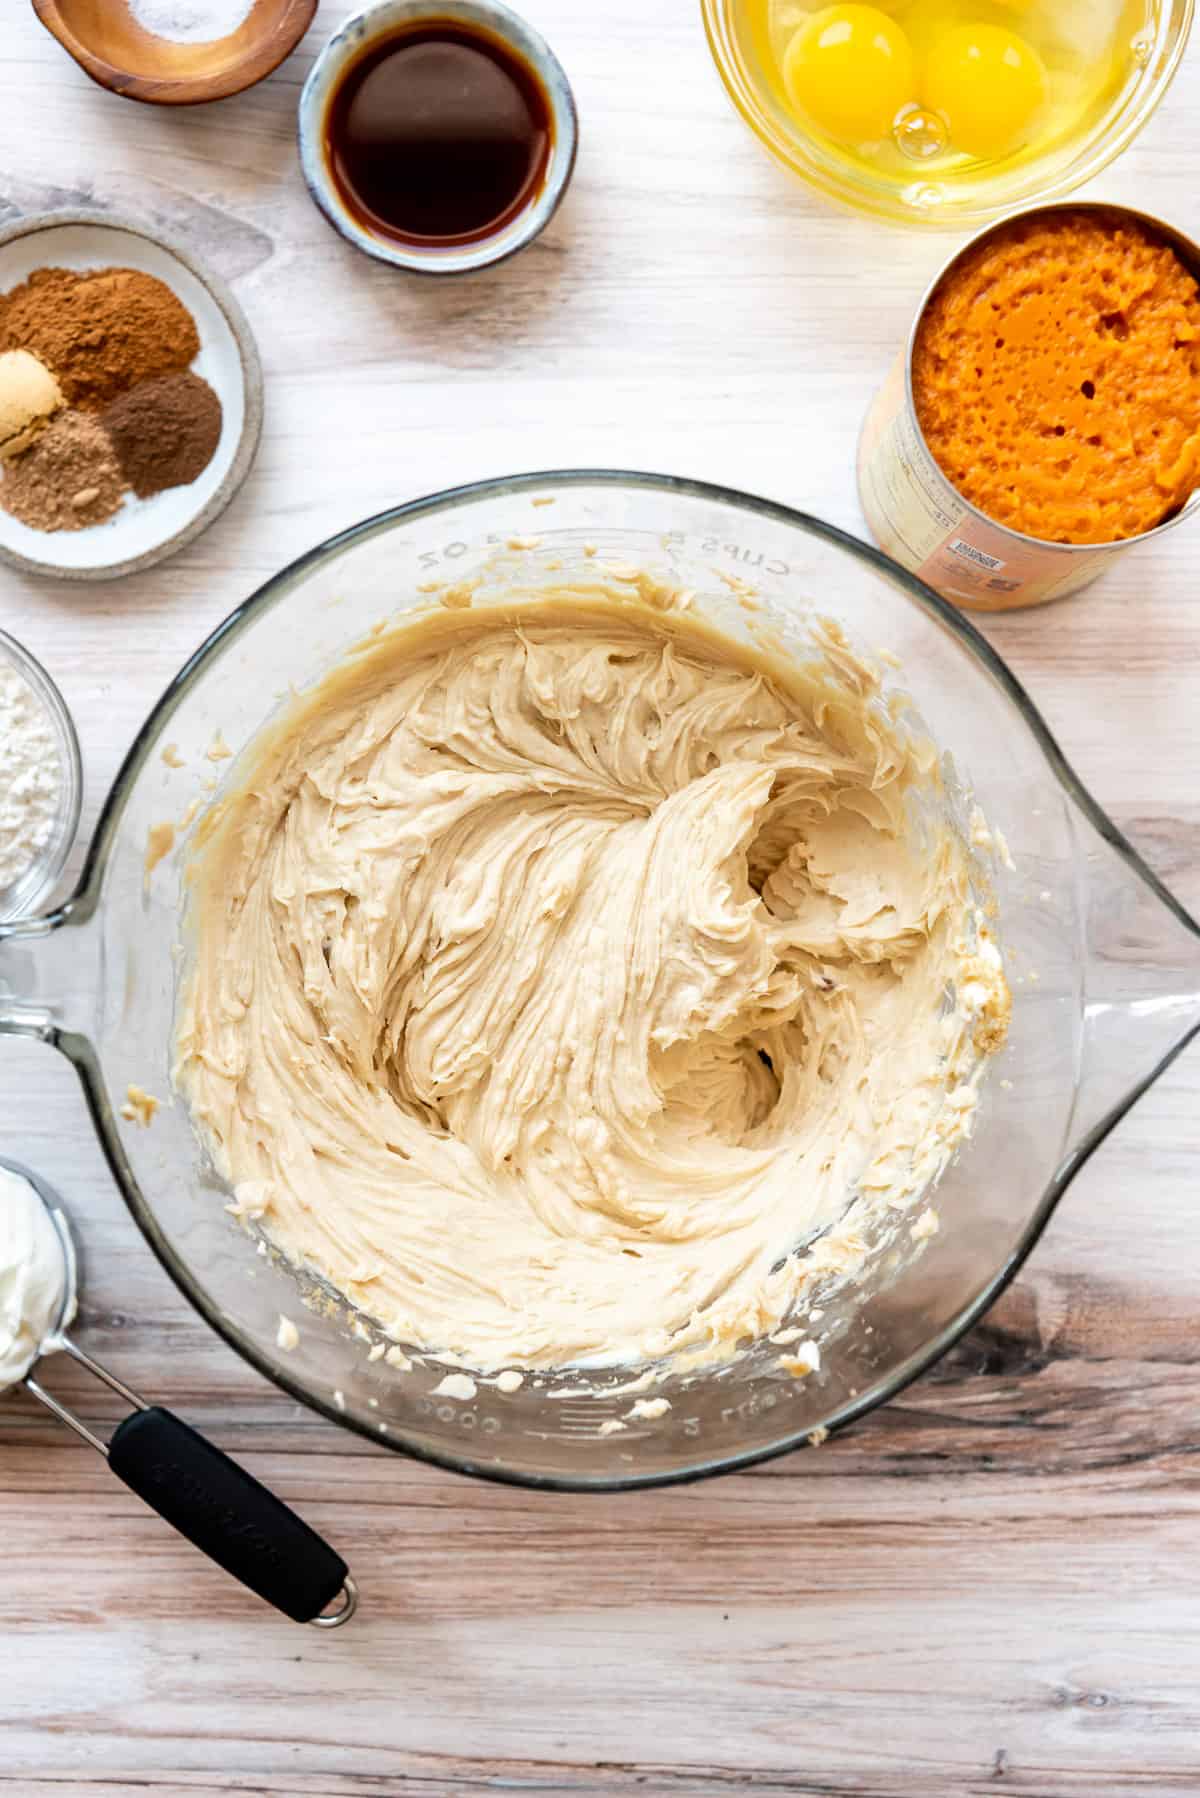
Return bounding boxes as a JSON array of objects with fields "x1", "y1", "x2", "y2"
[{"x1": 108, "y1": 1406, "x2": 354, "y2": 1626}]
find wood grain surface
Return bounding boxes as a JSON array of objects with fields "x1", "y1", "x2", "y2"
[{"x1": 2, "y1": 3, "x2": 1200, "y2": 1793}]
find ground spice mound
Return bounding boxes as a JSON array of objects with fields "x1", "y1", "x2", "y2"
[
  {"x1": 913, "y1": 211, "x2": 1200, "y2": 545},
  {"x1": 0, "y1": 409, "x2": 127, "y2": 531},
  {"x1": 104, "y1": 370, "x2": 223, "y2": 497},
  {"x1": 0, "y1": 266, "x2": 200, "y2": 410}
]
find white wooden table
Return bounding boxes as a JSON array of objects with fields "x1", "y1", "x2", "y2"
[{"x1": 3, "y1": 4, "x2": 1199, "y2": 1792}]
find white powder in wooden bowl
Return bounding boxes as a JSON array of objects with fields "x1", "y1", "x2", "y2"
[
  {"x1": 0, "y1": 657, "x2": 62, "y2": 896},
  {"x1": 126, "y1": 0, "x2": 254, "y2": 44}
]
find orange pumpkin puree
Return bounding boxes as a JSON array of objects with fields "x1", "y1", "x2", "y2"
[{"x1": 913, "y1": 211, "x2": 1200, "y2": 546}]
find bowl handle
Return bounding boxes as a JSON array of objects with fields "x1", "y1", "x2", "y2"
[
  {"x1": 1067, "y1": 811, "x2": 1200, "y2": 1164},
  {"x1": 0, "y1": 901, "x2": 97, "y2": 1047}
]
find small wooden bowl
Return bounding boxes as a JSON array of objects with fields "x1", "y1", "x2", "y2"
[{"x1": 32, "y1": 0, "x2": 318, "y2": 105}]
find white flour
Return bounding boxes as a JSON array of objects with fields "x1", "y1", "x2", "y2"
[
  {"x1": 0, "y1": 658, "x2": 62, "y2": 895},
  {"x1": 126, "y1": 0, "x2": 255, "y2": 43}
]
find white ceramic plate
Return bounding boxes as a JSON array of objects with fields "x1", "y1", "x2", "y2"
[{"x1": 0, "y1": 211, "x2": 263, "y2": 580}]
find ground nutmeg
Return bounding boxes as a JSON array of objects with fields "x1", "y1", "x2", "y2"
[{"x1": 105, "y1": 371, "x2": 223, "y2": 499}]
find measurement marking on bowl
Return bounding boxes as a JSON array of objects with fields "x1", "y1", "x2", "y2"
[{"x1": 534, "y1": 1403, "x2": 619, "y2": 1435}]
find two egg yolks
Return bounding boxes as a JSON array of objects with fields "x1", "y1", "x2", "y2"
[{"x1": 781, "y1": 5, "x2": 1048, "y2": 154}]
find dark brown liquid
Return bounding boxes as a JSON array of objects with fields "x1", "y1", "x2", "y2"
[{"x1": 324, "y1": 22, "x2": 552, "y2": 248}]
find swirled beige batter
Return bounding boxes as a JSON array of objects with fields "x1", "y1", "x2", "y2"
[{"x1": 176, "y1": 594, "x2": 1009, "y2": 1371}]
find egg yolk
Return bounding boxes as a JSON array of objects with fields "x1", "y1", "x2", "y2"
[
  {"x1": 922, "y1": 23, "x2": 1048, "y2": 158},
  {"x1": 782, "y1": 5, "x2": 916, "y2": 144}
]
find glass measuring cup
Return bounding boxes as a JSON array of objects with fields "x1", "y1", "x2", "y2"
[
  {"x1": 1, "y1": 471, "x2": 1197, "y2": 1490},
  {"x1": 2, "y1": 1156, "x2": 356, "y2": 1624}
]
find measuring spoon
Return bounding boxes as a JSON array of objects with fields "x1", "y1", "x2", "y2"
[{"x1": 2, "y1": 1157, "x2": 357, "y2": 1627}]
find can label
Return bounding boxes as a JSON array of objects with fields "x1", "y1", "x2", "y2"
[
  {"x1": 857, "y1": 353, "x2": 1117, "y2": 612},
  {"x1": 948, "y1": 538, "x2": 1004, "y2": 571}
]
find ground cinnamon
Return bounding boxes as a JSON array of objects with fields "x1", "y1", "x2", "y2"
[
  {"x1": 104, "y1": 370, "x2": 222, "y2": 497},
  {"x1": 0, "y1": 266, "x2": 200, "y2": 410}
]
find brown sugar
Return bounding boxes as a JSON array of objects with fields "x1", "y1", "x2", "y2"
[
  {"x1": 912, "y1": 211, "x2": 1200, "y2": 545},
  {"x1": 0, "y1": 266, "x2": 200, "y2": 411}
]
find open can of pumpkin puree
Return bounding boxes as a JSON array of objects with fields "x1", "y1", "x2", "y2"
[{"x1": 857, "y1": 202, "x2": 1200, "y2": 612}]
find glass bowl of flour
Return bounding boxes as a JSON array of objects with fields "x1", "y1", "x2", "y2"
[{"x1": 0, "y1": 630, "x2": 81, "y2": 922}]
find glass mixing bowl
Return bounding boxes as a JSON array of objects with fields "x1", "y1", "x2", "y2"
[
  {"x1": 701, "y1": 0, "x2": 1194, "y2": 229},
  {"x1": 2, "y1": 472, "x2": 1198, "y2": 1490}
]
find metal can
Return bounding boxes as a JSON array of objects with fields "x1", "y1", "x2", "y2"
[{"x1": 857, "y1": 202, "x2": 1200, "y2": 612}]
